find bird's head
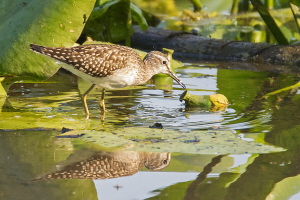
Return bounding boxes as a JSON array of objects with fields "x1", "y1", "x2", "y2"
[{"x1": 144, "y1": 51, "x2": 186, "y2": 89}]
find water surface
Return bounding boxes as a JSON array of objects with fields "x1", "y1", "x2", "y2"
[{"x1": 1, "y1": 62, "x2": 299, "y2": 200}]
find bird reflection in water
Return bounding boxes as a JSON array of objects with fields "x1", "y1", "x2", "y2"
[{"x1": 32, "y1": 151, "x2": 171, "y2": 181}]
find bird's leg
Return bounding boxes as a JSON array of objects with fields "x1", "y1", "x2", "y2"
[
  {"x1": 81, "y1": 84, "x2": 96, "y2": 119},
  {"x1": 100, "y1": 88, "x2": 106, "y2": 112},
  {"x1": 99, "y1": 89, "x2": 106, "y2": 120}
]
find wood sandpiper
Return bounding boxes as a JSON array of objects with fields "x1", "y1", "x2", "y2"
[{"x1": 30, "y1": 44, "x2": 186, "y2": 119}]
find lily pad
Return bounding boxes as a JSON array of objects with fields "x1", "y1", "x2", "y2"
[
  {"x1": 0, "y1": 0, "x2": 95, "y2": 78},
  {"x1": 67, "y1": 127, "x2": 285, "y2": 154}
]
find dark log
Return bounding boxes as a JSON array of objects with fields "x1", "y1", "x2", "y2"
[{"x1": 131, "y1": 26, "x2": 300, "y2": 73}]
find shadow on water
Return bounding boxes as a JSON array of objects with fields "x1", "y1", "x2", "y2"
[{"x1": 1, "y1": 61, "x2": 300, "y2": 200}]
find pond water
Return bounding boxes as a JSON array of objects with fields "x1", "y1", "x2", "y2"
[{"x1": 0, "y1": 61, "x2": 300, "y2": 200}]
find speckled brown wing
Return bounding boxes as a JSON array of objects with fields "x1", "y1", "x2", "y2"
[{"x1": 30, "y1": 44, "x2": 145, "y2": 78}]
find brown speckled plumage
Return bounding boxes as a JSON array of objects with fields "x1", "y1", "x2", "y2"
[{"x1": 30, "y1": 44, "x2": 145, "y2": 78}]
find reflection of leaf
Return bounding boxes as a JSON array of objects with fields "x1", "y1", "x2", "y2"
[
  {"x1": 266, "y1": 174, "x2": 300, "y2": 199},
  {"x1": 0, "y1": 0, "x2": 95, "y2": 78},
  {"x1": 76, "y1": 127, "x2": 285, "y2": 154},
  {"x1": 263, "y1": 81, "x2": 300, "y2": 98},
  {"x1": 166, "y1": 154, "x2": 234, "y2": 173}
]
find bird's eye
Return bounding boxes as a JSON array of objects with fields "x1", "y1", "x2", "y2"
[{"x1": 162, "y1": 60, "x2": 167, "y2": 65}]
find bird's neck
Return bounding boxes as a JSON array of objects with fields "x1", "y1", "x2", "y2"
[{"x1": 134, "y1": 61, "x2": 158, "y2": 85}]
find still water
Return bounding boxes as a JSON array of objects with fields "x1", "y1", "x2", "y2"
[{"x1": 0, "y1": 62, "x2": 299, "y2": 200}]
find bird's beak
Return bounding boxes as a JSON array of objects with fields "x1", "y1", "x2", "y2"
[{"x1": 167, "y1": 71, "x2": 186, "y2": 89}]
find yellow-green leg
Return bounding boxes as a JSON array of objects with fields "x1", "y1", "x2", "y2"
[
  {"x1": 99, "y1": 89, "x2": 106, "y2": 120},
  {"x1": 82, "y1": 84, "x2": 96, "y2": 119},
  {"x1": 100, "y1": 89, "x2": 106, "y2": 111}
]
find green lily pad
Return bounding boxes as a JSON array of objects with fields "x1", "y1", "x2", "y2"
[
  {"x1": 67, "y1": 127, "x2": 285, "y2": 154},
  {"x1": 0, "y1": 0, "x2": 95, "y2": 78}
]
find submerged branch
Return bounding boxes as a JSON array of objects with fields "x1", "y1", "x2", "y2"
[{"x1": 131, "y1": 26, "x2": 300, "y2": 71}]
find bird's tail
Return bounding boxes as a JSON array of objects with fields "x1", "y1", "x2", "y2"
[
  {"x1": 30, "y1": 44, "x2": 62, "y2": 59},
  {"x1": 30, "y1": 44, "x2": 46, "y2": 54}
]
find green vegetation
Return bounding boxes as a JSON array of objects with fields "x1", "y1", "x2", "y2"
[
  {"x1": 83, "y1": 0, "x2": 148, "y2": 45},
  {"x1": 0, "y1": 0, "x2": 95, "y2": 78},
  {"x1": 250, "y1": 0, "x2": 289, "y2": 44}
]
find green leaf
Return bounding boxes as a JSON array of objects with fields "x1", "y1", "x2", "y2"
[
  {"x1": 130, "y1": 3, "x2": 148, "y2": 30},
  {"x1": 107, "y1": 0, "x2": 133, "y2": 44},
  {"x1": 250, "y1": 0, "x2": 289, "y2": 44},
  {"x1": 290, "y1": 2, "x2": 300, "y2": 32},
  {"x1": 83, "y1": 0, "x2": 148, "y2": 44},
  {"x1": 291, "y1": 0, "x2": 300, "y2": 7},
  {"x1": 76, "y1": 127, "x2": 285, "y2": 154},
  {"x1": 180, "y1": 90, "x2": 212, "y2": 107},
  {"x1": 89, "y1": 0, "x2": 121, "y2": 20},
  {"x1": 0, "y1": 0, "x2": 95, "y2": 79}
]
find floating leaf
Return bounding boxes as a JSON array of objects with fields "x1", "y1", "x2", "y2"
[
  {"x1": 76, "y1": 127, "x2": 285, "y2": 154},
  {"x1": 180, "y1": 91, "x2": 212, "y2": 107},
  {"x1": 209, "y1": 94, "x2": 229, "y2": 106},
  {"x1": 180, "y1": 91, "x2": 229, "y2": 111}
]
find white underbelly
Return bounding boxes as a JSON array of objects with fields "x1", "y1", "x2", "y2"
[{"x1": 58, "y1": 62, "x2": 137, "y2": 89}]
